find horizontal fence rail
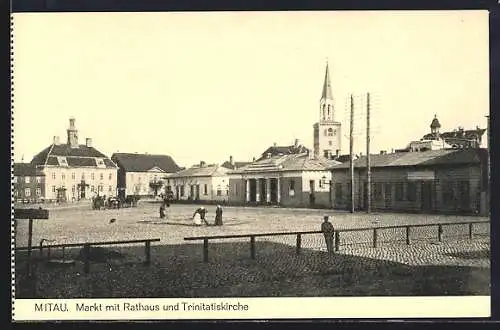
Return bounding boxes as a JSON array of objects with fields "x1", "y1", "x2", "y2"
[
  {"x1": 15, "y1": 238, "x2": 160, "y2": 274},
  {"x1": 184, "y1": 220, "x2": 490, "y2": 262}
]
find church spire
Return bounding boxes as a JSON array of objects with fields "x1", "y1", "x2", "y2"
[{"x1": 321, "y1": 61, "x2": 333, "y2": 100}]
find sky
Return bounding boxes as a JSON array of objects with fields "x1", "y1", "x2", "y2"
[{"x1": 12, "y1": 11, "x2": 489, "y2": 168}]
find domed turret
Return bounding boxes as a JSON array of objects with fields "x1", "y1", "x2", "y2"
[{"x1": 430, "y1": 115, "x2": 441, "y2": 137}]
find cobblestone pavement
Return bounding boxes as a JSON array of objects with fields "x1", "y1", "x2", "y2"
[{"x1": 14, "y1": 203, "x2": 490, "y2": 298}]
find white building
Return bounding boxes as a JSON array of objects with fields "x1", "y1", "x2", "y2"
[
  {"x1": 111, "y1": 153, "x2": 181, "y2": 198},
  {"x1": 30, "y1": 118, "x2": 118, "y2": 202},
  {"x1": 168, "y1": 162, "x2": 230, "y2": 202}
]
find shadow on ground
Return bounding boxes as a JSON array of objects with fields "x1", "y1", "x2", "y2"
[{"x1": 14, "y1": 239, "x2": 490, "y2": 299}]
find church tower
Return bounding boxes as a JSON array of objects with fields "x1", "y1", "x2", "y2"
[
  {"x1": 67, "y1": 117, "x2": 79, "y2": 148},
  {"x1": 313, "y1": 62, "x2": 342, "y2": 159}
]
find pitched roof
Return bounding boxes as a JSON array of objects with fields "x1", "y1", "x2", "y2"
[
  {"x1": 232, "y1": 153, "x2": 338, "y2": 173},
  {"x1": 13, "y1": 163, "x2": 45, "y2": 176},
  {"x1": 31, "y1": 144, "x2": 117, "y2": 168},
  {"x1": 111, "y1": 153, "x2": 181, "y2": 173},
  {"x1": 258, "y1": 144, "x2": 309, "y2": 161},
  {"x1": 221, "y1": 161, "x2": 252, "y2": 170},
  {"x1": 330, "y1": 149, "x2": 486, "y2": 170},
  {"x1": 321, "y1": 62, "x2": 333, "y2": 100},
  {"x1": 169, "y1": 165, "x2": 229, "y2": 178}
]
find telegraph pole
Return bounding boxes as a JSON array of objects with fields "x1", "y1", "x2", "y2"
[
  {"x1": 349, "y1": 94, "x2": 355, "y2": 213},
  {"x1": 366, "y1": 92, "x2": 371, "y2": 213}
]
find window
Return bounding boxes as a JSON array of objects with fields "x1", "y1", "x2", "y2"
[
  {"x1": 24, "y1": 188, "x2": 31, "y2": 197},
  {"x1": 72, "y1": 185, "x2": 75, "y2": 193},
  {"x1": 226, "y1": 189, "x2": 229, "y2": 196},
  {"x1": 204, "y1": 184, "x2": 208, "y2": 195},
  {"x1": 14, "y1": 190, "x2": 18, "y2": 197},
  {"x1": 335, "y1": 183, "x2": 342, "y2": 202},
  {"x1": 52, "y1": 186, "x2": 56, "y2": 193},
  {"x1": 442, "y1": 181, "x2": 454, "y2": 205},
  {"x1": 289, "y1": 180, "x2": 295, "y2": 197},
  {"x1": 25, "y1": 176, "x2": 30, "y2": 183},
  {"x1": 217, "y1": 187, "x2": 222, "y2": 196},
  {"x1": 52, "y1": 173, "x2": 56, "y2": 180},
  {"x1": 36, "y1": 177, "x2": 41, "y2": 183},
  {"x1": 324, "y1": 129, "x2": 328, "y2": 136},
  {"x1": 72, "y1": 173, "x2": 75, "y2": 180},
  {"x1": 12, "y1": 176, "x2": 17, "y2": 183},
  {"x1": 395, "y1": 183, "x2": 404, "y2": 201},
  {"x1": 36, "y1": 188, "x2": 41, "y2": 196},
  {"x1": 81, "y1": 173, "x2": 85, "y2": 180},
  {"x1": 109, "y1": 173, "x2": 112, "y2": 180},
  {"x1": 91, "y1": 185, "x2": 95, "y2": 192},
  {"x1": 100, "y1": 173, "x2": 104, "y2": 180},
  {"x1": 99, "y1": 185, "x2": 103, "y2": 192},
  {"x1": 324, "y1": 150, "x2": 330, "y2": 158},
  {"x1": 328, "y1": 128, "x2": 334, "y2": 136},
  {"x1": 407, "y1": 182, "x2": 417, "y2": 202},
  {"x1": 61, "y1": 174, "x2": 65, "y2": 180},
  {"x1": 109, "y1": 185, "x2": 112, "y2": 192},
  {"x1": 91, "y1": 173, "x2": 95, "y2": 180},
  {"x1": 319, "y1": 180, "x2": 323, "y2": 188},
  {"x1": 180, "y1": 185, "x2": 185, "y2": 197},
  {"x1": 328, "y1": 107, "x2": 330, "y2": 116},
  {"x1": 328, "y1": 140, "x2": 333, "y2": 146},
  {"x1": 373, "y1": 183, "x2": 383, "y2": 201}
]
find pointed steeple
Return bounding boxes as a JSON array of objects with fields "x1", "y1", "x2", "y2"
[{"x1": 321, "y1": 61, "x2": 333, "y2": 100}]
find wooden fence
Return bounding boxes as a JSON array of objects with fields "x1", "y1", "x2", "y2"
[
  {"x1": 184, "y1": 220, "x2": 490, "y2": 262},
  {"x1": 15, "y1": 238, "x2": 160, "y2": 274}
]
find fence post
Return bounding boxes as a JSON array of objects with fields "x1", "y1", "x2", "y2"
[
  {"x1": 438, "y1": 224, "x2": 443, "y2": 242},
  {"x1": 203, "y1": 239, "x2": 209, "y2": 263},
  {"x1": 62, "y1": 246, "x2": 66, "y2": 261},
  {"x1": 27, "y1": 218, "x2": 33, "y2": 277},
  {"x1": 373, "y1": 228, "x2": 378, "y2": 248},
  {"x1": 334, "y1": 231, "x2": 340, "y2": 252},
  {"x1": 469, "y1": 223, "x2": 473, "y2": 240},
  {"x1": 296, "y1": 234, "x2": 302, "y2": 255},
  {"x1": 83, "y1": 243, "x2": 90, "y2": 274},
  {"x1": 250, "y1": 236, "x2": 256, "y2": 260},
  {"x1": 144, "y1": 241, "x2": 151, "y2": 266},
  {"x1": 406, "y1": 226, "x2": 410, "y2": 245}
]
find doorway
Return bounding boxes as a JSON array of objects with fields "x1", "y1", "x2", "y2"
[{"x1": 420, "y1": 181, "x2": 433, "y2": 211}]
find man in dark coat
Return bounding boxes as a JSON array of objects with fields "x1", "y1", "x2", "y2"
[
  {"x1": 321, "y1": 215, "x2": 335, "y2": 253},
  {"x1": 214, "y1": 205, "x2": 223, "y2": 226}
]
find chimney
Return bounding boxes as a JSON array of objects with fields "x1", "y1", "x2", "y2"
[
  {"x1": 267, "y1": 152, "x2": 272, "y2": 159},
  {"x1": 252, "y1": 157, "x2": 256, "y2": 162},
  {"x1": 294, "y1": 139, "x2": 299, "y2": 147},
  {"x1": 200, "y1": 161, "x2": 206, "y2": 167},
  {"x1": 53, "y1": 136, "x2": 60, "y2": 145},
  {"x1": 229, "y1": 155, "x2": 234, "y2": 165},
  {"x1": 85, "y1": 138, "x2": 92, "y2": 148}
]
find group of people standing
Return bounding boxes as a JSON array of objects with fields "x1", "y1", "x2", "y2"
[{"x1": 159, "y1": 201, "x2": 224, "y2": 227}]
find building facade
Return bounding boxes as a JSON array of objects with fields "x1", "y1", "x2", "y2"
[
  {"x1": 13, "y1": 163, "x2": 45, "y2": 203},
  {"x1": 313, "y1": 62, "x2": 342, "y2": 159},
  {"x1": 111, "y1": 153, "x2": 181, "y2": 198},
  {"x1": 30, "y1": 118, "x2": 118, "y2": 202},
  {"x1": 168, "y1": 162, "x2": 230, "y2": 202},
  {"x1": 329, "y1": 149, "x2": 488, "y2": 215},
  {"x1": 229, "y1": 152, "x2": 338, "y2": 208}
]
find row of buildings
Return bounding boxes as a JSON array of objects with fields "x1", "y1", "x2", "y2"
[{"x1": 13, "y1": 64, "x2": 489, "y2": 215}]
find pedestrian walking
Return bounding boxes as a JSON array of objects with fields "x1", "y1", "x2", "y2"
[
  {"x1": 321, "y1": 215, "x2": 335, "y2": 253},
  {"x1": 159, "y1": 203, "x2": 165, "y2": 219},
  {"x1": 214, "y1": 205, "x2": 223, "y2": 226}
]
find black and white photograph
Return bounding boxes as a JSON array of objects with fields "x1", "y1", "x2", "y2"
[{"x1": 11, "y1": 10, "x2": 491, "y2": 320}]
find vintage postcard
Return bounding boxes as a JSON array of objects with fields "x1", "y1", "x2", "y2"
[{"x1": 11, "y1": 10, "x2": 491, "y2": 321}]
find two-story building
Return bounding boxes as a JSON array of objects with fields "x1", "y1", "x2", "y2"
[
  {"x1": 13, "y1": 163, "x2": 45, "y2": 203},
  {"x1": 111, "y1": 152, "x2": 181, "y2": 198},
  {"x1": 30, "y1": 118, "x2": 118, "y2": 202}
]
